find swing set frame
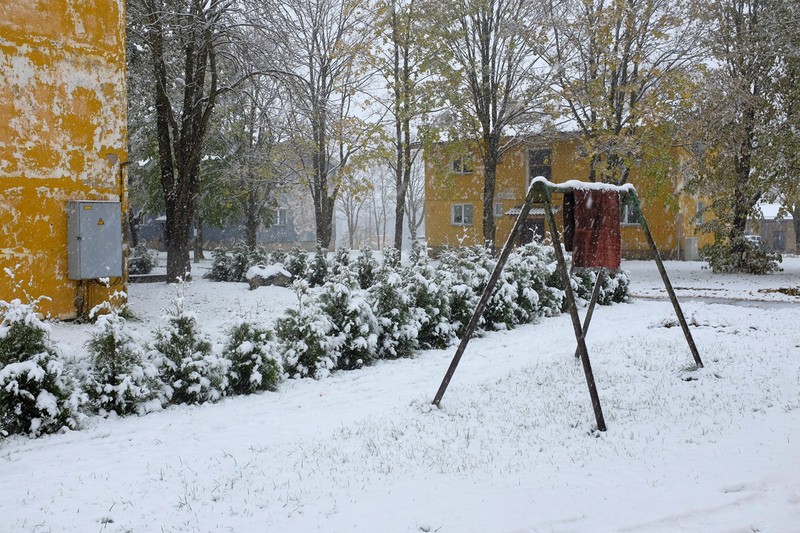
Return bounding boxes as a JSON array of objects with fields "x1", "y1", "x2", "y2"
[{"x1": 431, "y1": 177, "x2": 704, "y2": 432}]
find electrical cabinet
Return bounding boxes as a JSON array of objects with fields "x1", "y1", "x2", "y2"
[{"x1": 67, "y1": 201, "x2": 123, "y2": 280}]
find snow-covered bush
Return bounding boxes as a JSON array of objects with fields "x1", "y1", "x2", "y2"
[
  {"x1": 307, "y1": 244, "x2": 329, "y2": 287},
  {"x1": 701, "y1": 238, "x2": 782, "y2": 274},
  {"x1": 222, "y1": 321, "x2": 282, "y2": 395},
  {"x1": 85, "y1": 293, "x2": 160, "y2": 416},
  {"x1": 330, "y1": 248, "x2": 352, "y2": 278},
  {"x1": 127, "y1": 243, "x2": 157, "y2": 275},
  {"x1": 283, "y1": 247, "x2": 309, "y2": 281},
  {"x1": 317, "y1": 272, "x2": 379, "y2": 370},
  {"x1": 573, "y1": 269, "x2": 631, "y2": 306},
  {"x1": 150, "y1": 283, "x2": 229, "y2": 404},
  {"x1": 369, "y1": 267, "x2": 418, "y2": 359},
  {"x1": 507, "y1": 242, "x2": 564, "y2": 321},
  {"x1": 404, "y1": 261, "x2": 454, "y2": 349},
  {"x1": 355, "y1": 246, "x2": 377, "y2": 289},
  {"x1": 276, "y1": 281, "x2": 342, "y2": 379},
  {"x1": 0, "y1": 298, "x2": 80, "y2": 437},
  {"x1": 208, "y1": 243, "x2": 270, "y2": 282}
]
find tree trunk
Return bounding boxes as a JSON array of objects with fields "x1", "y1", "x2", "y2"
[
  {"x1": 244, "y1": 186, "x2": 258, "y2": 249},
  {"x1": 193, "y1": 212, "x2": 205, "y2": 263},
  {"x1": 792, "y1": 204, "x2": 800, "y2": 254},
  {"x1": 482, "y1": 152, "x2": 498, "y2": 250}
]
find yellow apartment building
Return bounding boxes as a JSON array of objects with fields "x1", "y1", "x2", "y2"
[
  {"x1": 424, "y1": 134, "x2": 713, "y2": 260},
  {"x1": 0, "y1": 0, "x2": 128, "y2": 318}
]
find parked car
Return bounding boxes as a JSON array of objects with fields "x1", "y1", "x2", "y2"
[{"x1": 744, "y1": 234, "x2": 766, "y2": 250}]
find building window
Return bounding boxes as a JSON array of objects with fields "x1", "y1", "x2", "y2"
[
  {"x1": 529, "y1": 149, "x2": 552, "y2": 183},
  {"x1": 494, "y1": 203, "x2": 504, "y2": 217},
  {"x1": 620, "y1": 203, "x2": 641, "y2": 225},
  {"x1": 273, "y1": 208, "x2": 288, "y2": 226},
  {"x1": 451, "y1": 203, "x2": 474, "y2": 226},
  {"x1": 452, "y1": 155, "x2": 474, "y2": 174},
  {"x1": 695, "y1": 201, "x2": 705, "y2": 226}
]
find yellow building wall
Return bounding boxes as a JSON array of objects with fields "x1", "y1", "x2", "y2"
[
  {"x1": 425, "y1": 138, "x2": 711, "y2": 260},
  {"x1": 0, "y1": 0, "x2": 128, "y2": 318}
]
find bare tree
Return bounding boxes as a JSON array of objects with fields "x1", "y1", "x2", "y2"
[
  {"x1": 404, "y1": 153, "x2": 425, "y2": 242},
  {"x1": 337, "y1": 178, "x2": 371, "y2": 249},
  {"x1": 252, "y1": 0, "x2": 376, "y2": 249},
  {"x1": 688, "y1": 0, "x2": 779, "y2": 266},
  {"x1": 424, "y1": 0, "x2": 551, "y2": 248},
  {"x1": 372, "y1": 0, "x2": 430, "y2": 250},
  {"x1": 367, "y1": 168, "x2": 394, "y2": 248},
  {"x1": 129, "y1": 0, "x2": 245, "y2": 280},
  {"x1": 547, "y1": 0, "x2": 703, "y2": 184}
]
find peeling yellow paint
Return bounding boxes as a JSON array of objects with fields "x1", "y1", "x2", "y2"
[{"x1": 0, "y1": 0, "x2": 128, "y2": 318}]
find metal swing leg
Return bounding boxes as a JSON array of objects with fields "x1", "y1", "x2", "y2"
[
  {"x1": 628, "y1": 191, "x2": 704, "y2": 369},
  {"x1": 542, "y1": 188, "x2": 607, "y2": 432},
  {"x1": 574, "y1": 268, "x2": 606, "y2": 359}
]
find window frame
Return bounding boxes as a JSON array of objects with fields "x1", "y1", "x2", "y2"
[
  {"x1": 452, "y1": 155, "x2": 474, "y2": 174},
  {"x1": 273, "y1": 207, "x2": 288, "y2": 227},
  {"x1": 451, "y1": 203, "x2": 474, "y2": 226},
  {"x1": 620, "y1": 203, "x2": 641, "y2": 226}
]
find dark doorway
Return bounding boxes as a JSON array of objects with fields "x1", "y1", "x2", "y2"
[{"x1": 520, "y1": 218, "x2": 545, "y2": 244}]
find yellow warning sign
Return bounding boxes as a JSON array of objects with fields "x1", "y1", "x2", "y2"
[{"x1": 97, "y1": 218, "x2": 105, "y2": 226}]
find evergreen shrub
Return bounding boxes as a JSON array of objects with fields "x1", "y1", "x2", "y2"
[
  {"x1": 0, "y1": 298, "x2": 80, "y2": 437},
  {"x1": 223, "y1": 321, "x2": 282, "y2": 395}
]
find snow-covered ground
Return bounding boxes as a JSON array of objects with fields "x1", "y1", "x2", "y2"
[{"x1": 2, "y1": 257, "x2": 799, "y2": 532}]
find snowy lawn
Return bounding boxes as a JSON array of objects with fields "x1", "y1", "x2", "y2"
[{"x1": 2, "y1": 258, "x2": 799, "y2": 532}]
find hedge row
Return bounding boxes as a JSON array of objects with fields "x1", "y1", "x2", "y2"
[{"x1": 0, "y1": 242, "x2": 628, "y2": 439}]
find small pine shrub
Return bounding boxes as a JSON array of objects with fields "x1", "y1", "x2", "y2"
[
  {"x1": 284, "y1": 247, "x2": 309, "y2": 281},
  {"x1": 355, "y1": 246, "x2": 377, "y2": 289},
  {"x1": 0, "y1": 298, "x2": 79, "y2": 437},
  {"x1": 85, "y1": 293, "x2": 160, "y2": 416},
  {"x1": 404, "y1": 262, "x2": 453, "y2": 349},
  {"x1": 276, "y1": 281, "x2": 342, "y2": 379},
  {"x1": 128, "y1": 243, "x2": 157, "y2": 275},
  {"x1": 270, "y1": 250, "x2": 287, "y2": 265},
  {"x1": 381, "y1": 247, "x2": 401, "y2": 270},
  {"x1": 208, "y1": 243, "x2": 269, "y2": 282},
  {"x1": 308, "y1": 244, "x2": 329, "y2": 286},
  {"x1": 223, "y1": 321, "x2": 282, "y2": 395},
  {"x1": 330, "y1": 248, "x2": 352, "y2": 278},
  {"x1": 369, "y1": 268, "x2": 418, "y2": 359},
  {"x1": 701, "y1": 237, "x2": 782, "y2": 274},
  {"x1": 151, "y1": 284, "x2": 228, "y2": 404},
  {"x1": 317, "y1": 272, "x2": 378, "y2": 370}
]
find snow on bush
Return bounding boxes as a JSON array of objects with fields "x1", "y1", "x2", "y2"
[
  {"x1": 209, "y1": 243, "x2": 270, "y2": 282},
  {"x1": 0, "y1": 298, "x2": 80, "y2": 437},
  {"x1": 283, "y1": 246, "x2": 309, "y2": 281},
  {"x1": 573, "y1": 269, "x2": 631, "y2": 306},
  {"x1": 150, "y1": 283, "x2": 229, "y2": 405},
  {"x1": 307, "y1": 244, "x2": 329, "y2": 287},
  {"x1": 355, "y1": 246, "x2": 377, "y2": 289},
  {"x1": 317, "y1": 271, "x2": 379, "y2": 370},
  {"x1": 369, "y1": 267, "x2": 418, "y2": 359},
  {"x1": 127, "y1": 243, "x2": 157, "y2": 275},
  {"x1": 276, "y1": 281, "x2": 342, "y2": 379},
  {"x1": 84, "y1": 292, "x2": 160, "y2": 416},
  {"x1": 403, "y1": 259, "x2": 454, "y2": 349},
  {"x1": 223, "y1": 321, "x2": 283, "y2": 395}
]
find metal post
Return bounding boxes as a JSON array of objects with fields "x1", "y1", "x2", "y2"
[
  {"x1": 432, "y1": 182, "x2": 541, "y2": 407},
  {"x1": 628, "y1": 191, "x2": 704, "y2": 369},
  {"x1": 574, "y1": 269, "x2": 605, "y2": 359},
  {"x1": 542, "y1": 186, "x2": 607, "y2": 432}
]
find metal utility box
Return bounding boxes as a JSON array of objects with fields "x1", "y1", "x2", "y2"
[{"x1": 67, "y1": 201, "x2": 123, "y2": 280}]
